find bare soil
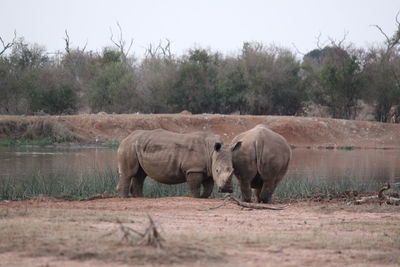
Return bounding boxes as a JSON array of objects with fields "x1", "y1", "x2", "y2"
[
  {"x1": 0, "y1": 197, "x2": 399, "y2": 267},
  {"x1": 1, "y1": 113, "x2": 400, "y2": 148}
]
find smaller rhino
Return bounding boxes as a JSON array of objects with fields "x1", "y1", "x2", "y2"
[
  {"x1": 117, "y1": 129, "x2": 241, "y2": 198},
  {"x1": 231, "y1": 124, "x2": 291, "y2": 203}
]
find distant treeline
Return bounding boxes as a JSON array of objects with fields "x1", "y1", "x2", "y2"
[{"x1": 0, "y1": 23, "x2": 399, "y2": 122}]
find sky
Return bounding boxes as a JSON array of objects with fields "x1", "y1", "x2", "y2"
[{"x1": 1, "y1": 0, "x2": 399, "y2": 58}]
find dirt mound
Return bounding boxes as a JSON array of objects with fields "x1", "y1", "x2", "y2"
[{"x1": 1, "y1": 113, "x2": 400, "y2": 148}]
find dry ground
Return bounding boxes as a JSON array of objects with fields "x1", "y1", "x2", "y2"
[{"x1": 1, "y1": 197, "x2": 399, "y2": 267}]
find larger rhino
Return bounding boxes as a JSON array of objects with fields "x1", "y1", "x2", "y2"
[
  {"x1": 117, "y1": 129, "x2": 241, "y2": 198},
  {"x1": 231, "y1": 124, "x2": 291, "y2": 203}
]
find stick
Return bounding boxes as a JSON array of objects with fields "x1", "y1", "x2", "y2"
[
  {"x1": 226, "y1": 195, "x2": 288, "y2": 210},
  {"x1": 200, "y1": 194, "x2": 288, "y2": 211}
]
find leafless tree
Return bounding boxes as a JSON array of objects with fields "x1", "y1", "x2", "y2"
[
  {"x1": 315, "y1": 32, "x2": 329, "y2": 50},
  {"x1": 145, "y1": 39, "x2": 172, "y2": 59},
  {"x1": 63, "y1": 30, "x2": 87, "y2": 55},
  {"x1": 110, "y1": 22, "x2": 133, "y2": 61},
  {"x1": 0, "y1": 30, "x2": 16, "y2": 56},
  {"x1": 371, "y1": 10, "x2": 400, "y2": 53}
]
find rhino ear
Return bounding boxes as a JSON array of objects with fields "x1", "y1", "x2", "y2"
[
  {"x1": 214, "y1": 142, "x2": 222, "y2": 152},
  {"x1": 231, "y1": 141, "x2": 242, "y2": 152}
]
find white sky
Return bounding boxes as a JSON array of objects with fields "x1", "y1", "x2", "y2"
[{"x1": 1, "y1": 0, "x2": 399, "y2": 57}]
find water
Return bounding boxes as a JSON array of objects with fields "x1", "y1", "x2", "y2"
[
  {"x1": 0, "y1": 146, "x2": 118, "y2": 178},
  {"x1": 1, "y1": 146, "x2": 399, "y2": 184}
]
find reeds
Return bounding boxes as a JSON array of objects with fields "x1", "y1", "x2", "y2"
[
  {"x1": 0, "y1": 168, "x2": 390, "y2": 201},
  {"x1": 274, "y1": 174, "x2": 384, "y2": 199}
]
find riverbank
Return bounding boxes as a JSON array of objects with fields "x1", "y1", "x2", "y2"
[{"x1": 1, "y1": 113, "x2": 400, "y2": 149}]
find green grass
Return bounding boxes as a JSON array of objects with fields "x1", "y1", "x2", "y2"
[
  {"x1": 0, "y1": 168, "x2": 393, "y2": 201},
  {"x1": 101, "y1": 139, "x2": 120, "y2": 148},
  {"x1": 274, "y1": 174, "x2": 383, "y2": 199},
  {"x1": 0, "y1": 168, "x2": 118, "y2": 201}
]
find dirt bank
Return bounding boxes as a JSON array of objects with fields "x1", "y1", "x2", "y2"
[{"x1": 1, "y1": 114, "x2": 400, "y2": 148}]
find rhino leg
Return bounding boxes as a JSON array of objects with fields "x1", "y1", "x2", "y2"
[
  {"x1": 118, "y1": 170, "x2": 134, "y2": 198},
  {"x1": 251, "y1": 177, "x2": 262, "y2": 203},
  {"x1": 118, "y1": 152, "x2": 140, "y2": 198},
  {"x1": 239, "y1": 178, "x2": 252, "y2": 202},
  {"x1": 200, "y1": 178, "x2": 214, "y2": 198},
  {"x1": 186, "y1": 172, "x2": 204, "y2": 198},
  {"x1": 259, "y1": 179, "x2": 275, "y2": 203},
  {"x1": 130, "y1": 167, "x2": 146, "y2": 197},
  {"x1": 252, "y1": 188, "x2": 261, "y2": 203}
]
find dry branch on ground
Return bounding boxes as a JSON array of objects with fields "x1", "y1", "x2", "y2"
[
  {"x1": 201, "y1": 194, "x2": 288, "y2": 211},
  {"x1": 353, "y1": 184, "x2": 400, "y2": 205},
  {"x1": 104, "y1": 215, "x2": 165, "y2": 249}
]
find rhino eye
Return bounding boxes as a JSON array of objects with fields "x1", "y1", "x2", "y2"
[{"x1": 216, "y1": 169, "x2": 219, "y2": 173}]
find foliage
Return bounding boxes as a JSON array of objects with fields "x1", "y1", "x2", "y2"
[
  {"x1": 85, "y1": 49, "x2": 139, "y2": 113},
  {"x1": 0, "y1": 30, "x2": 400, "y2": 120},
  {"x1": 302, "y1": 46, "x2": 363, "y2": 119},
  {"x1": 362, "y1": 48, "x2": 400, "y2": 121},
  {"x1": 137, "y1": 55, "x2": 178, "y2": 113},
  {"x1": 167, "y1": 49, "x2": 220, "y2": 113}
]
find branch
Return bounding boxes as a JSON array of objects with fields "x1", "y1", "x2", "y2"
[
  {"x1": 63, "y1": 30, "x2": 70, "y2": 54},
  {"x1": 109, "y1": 27, "x2": 121, "y2": 49},
  {"x1": 378, "y1": 183, "x2": 390, "y2": 200},
  {"x1": 315, "y1": 32, "x2": 327, "y2": 50},
  {"x1": 371, "y1": 24, "x2": 392, "y2": 46},
  {"x1": 291, "y1": 42, "x2": 305, "y2": 56},
  {"x1": 110, "y1": 22, "x2": 134, "y2": 60},
  {"x1": 199, "y1": 194, "x2": 288, "y2": 211},
  {"x1": 64, "y1": 30, "x2": 88, "y2": 54},
  {"x1": 145, "y1": 43, "x2": 156, "y2": 58},
  {"x1": 328, "y1": 31, "x2": 349, "y2": 49},
  {"x1": 0, "y1": 30, "x2": 16, "y2": 56},
  {"x1": 80, "y1": 40, "x2": 88, "y2": 52},
  {"x1": 371, "y1": 10, "x2": 400, "y2": 52}
]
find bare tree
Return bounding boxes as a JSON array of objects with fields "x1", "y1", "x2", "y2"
[
  {"x1": 371, "y1": 11, "x2": 400, "y2": 53},
  {"x1": 64, "y1": 30, "x2": 71, "y2": 54},
  {"x1": 63, "y1": 30, "x2": 87, "y2": 55},
  {"x1": 315, "y1": 32, "x2": 329, "y2": 50},
  {"x1": 145, "y1": 39, "x2": 172, "y2": 59},
  {"x1": 0, "y1": 30, "x2": 16, "y2": 56},
  {"x1": 110, "y1": 22, "x2": 134, "y2": 61}
]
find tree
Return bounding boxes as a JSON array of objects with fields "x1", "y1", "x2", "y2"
[
  {"x1": 215, "y1": 56, "x2": 248, "y2": 114},
  {"x1": 137, "y1": 41, "x2": 178, "y2": 113},
  {"x1": 85, "y1": 49, "x2": 138, "y2": 113},
  {"x1": 365, "y1": 11, "x2": 400, "y2": 121},
  {"x1": 239, "y1": 42, "x2": 303, "y2": 115},
  {"x1": 167, "y1": 48, "x2": 220, "y2": 113},
  {"x1": 2, "y1": 38, "x2": 51, "y2": 114},
  {"x1": 302, "y1": 44, "x2": 363, "y2": 119}
]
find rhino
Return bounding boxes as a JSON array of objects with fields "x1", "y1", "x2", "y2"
[
  {"x1": 230, "y1": 124, "x2": 291, "y2": 203},
  {"x1": 117, "y1": 129, "x2": 242, "y2": 198}
]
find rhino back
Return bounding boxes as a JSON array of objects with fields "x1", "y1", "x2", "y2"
[
  {"x1": 232, "y1": 125, "x2": 291, "y2": 178},
  {"x1": 135, "y1": 129, "x2": 210, "y2": 183}
]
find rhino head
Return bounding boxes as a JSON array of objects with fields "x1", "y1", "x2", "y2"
[{"x1": 211, "y1": 141, "x2": 242, "y2": 193}]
